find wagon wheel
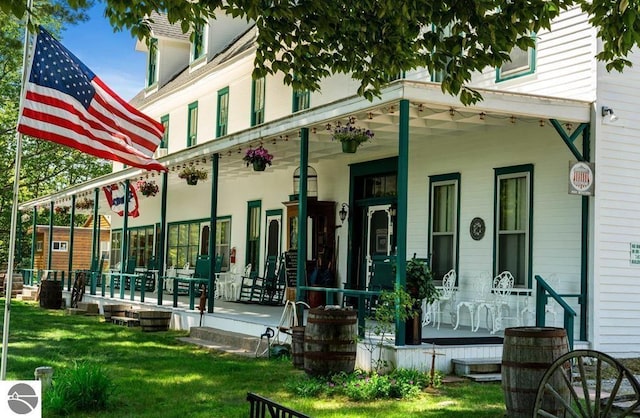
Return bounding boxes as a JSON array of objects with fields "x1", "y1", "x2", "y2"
[
  {"x1": 534, "y1": 349, "x2": 640, "y2": 417},
  {"x1": 70, "y1": 272, "x2": 86, "y2": 308}
]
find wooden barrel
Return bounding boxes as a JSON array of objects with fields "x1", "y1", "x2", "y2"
[
  {"x1": 139, "y1": 311, "x2": 172, "y2": 332},
  {"x1": 38, "y1": 280, "x2": 62, "y2": 309},
  {"x1": 304, "y1": 307, "x2": 357, "y2": 376},
  {"x1": 103, "y1": 304, "x2": 129, "y2": 321},
  {"x1": 291, "y1": 326, "x2": 305, "y2": 369},
  {"x1": 502, "y1": 327, "x2": 569, "y2": 418}
]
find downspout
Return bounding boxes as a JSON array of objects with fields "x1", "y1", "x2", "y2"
[
  {"x1": 395, "y1": 99, "x2": 410, "y2": 346},
  {"x1": 157, "y1": 171, "x2": 168, "y2": 306},
  {"x1": 296, "y1": 128, "x2": 309, "y2": 325},
  {"x1": 208, "y1": 153, "x2": 219, "y2": 313}
]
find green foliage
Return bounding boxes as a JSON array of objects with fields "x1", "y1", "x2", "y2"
[
  {"x1": 288, "y1": 368, "x2": 439, "y2": 401},
  {"x1": 43, "y1": 361, "x2": 114, "y2": 416},
  {"x1": 405, "y1": 258, "x2": 439, "y2": 305}
]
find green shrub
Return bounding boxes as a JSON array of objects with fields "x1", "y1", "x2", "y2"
[{"x1": 43, "y1": 361, "x2": 114, "y2": 416}]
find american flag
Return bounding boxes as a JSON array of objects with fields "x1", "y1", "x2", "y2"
[{"x1": 18, "y1": 26, "x2": 166, "y2": 171}]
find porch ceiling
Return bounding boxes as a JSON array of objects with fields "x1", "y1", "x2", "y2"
[{"x1": 20, "y1": 80, "x2": 592, "y2": 211}]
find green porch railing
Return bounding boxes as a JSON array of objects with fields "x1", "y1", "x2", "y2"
[
  {"x1": 299, "y1": 286, "x2": 381, "y2": 338},
  {"x1": 534, "y1": 274, "x2": 579, "y2": 350}
]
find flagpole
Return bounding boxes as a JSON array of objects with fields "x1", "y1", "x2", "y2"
[{"x1": 1, "y1": 0, "x2": 33, "y2": 380}]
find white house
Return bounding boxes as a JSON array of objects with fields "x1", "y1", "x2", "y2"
[{"x1": 20, "y1": 6, "x2": 640, "y2": 367}]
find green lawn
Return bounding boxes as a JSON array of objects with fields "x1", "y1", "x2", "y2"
[{"x1": 0, "y1": 300, "x2": 505, "y2": 417}]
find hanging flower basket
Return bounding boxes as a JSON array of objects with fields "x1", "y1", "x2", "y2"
[
  {"x1": 332, "y1": 122, "x2": 374, "y2": 153},
  {"x1": 54, "y1": 206, "x2": 69, "y2": 215},
  {"x1": 136, "y1": 180, "x2": 159, "y2": 197},
  {"x1": 178, "y1": 166, "x2": 208, "y2": 185},
  {"x1": 243, "y1": 146, "x2": 273, "y2": 171},
  {"x1": 76, "y1": 198, "x2": 94, "y2": 210}
]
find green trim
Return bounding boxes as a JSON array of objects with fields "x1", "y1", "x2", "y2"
[
  {"x1": 157, "y1": 171, "x2": 168, "y2": 305},
  {"x1": 217, "y1": 87, "x2": 229, "y2": 137},
  {"x1": 208, "y1": 153, "x2": 219, "y2": 312},
  {"x1": 47, "y1": 201, "x2": 54, "y2": 270},
  {"x1": 251, "y1": 77, "x2": 265, "y2": 126},
  {"x1": 427, "y1": 173, "x2": 461, "y2": 282},
  {"x1": 493, "y1": 164, "x2": 534, "y2": 288},
  {"x1": 265, "y1": 209, "x2": 283, "y2": 257},
  {"x1": 245, "y1": 200, "x2": 262, "y2": 272},
  {"x1": 30, "y1": 207, "x2": 37, "y2": 271},
  {"x1": 147, "y1": 38, "x2": 158, "y2": 87},
  {"x1": 580, "y1": 128, "x2": 590, "y2": 341},
  {"x1": 160, "y1": 114, "x2": 169, "y2": 149},
  {"x1": 496, "y1": 43, "x2": 536, "y2": 82},
  {"x1": 191, "y1": 23, "x2": 205, "y2": 62},
  {"x1": 296, "y1": 129, "x2": 309, "y2": 316},
  {"x1": 292, "y1": 88, "x2": 310, "y2": 112},
  {"x1": 187, "y1": 101, "x2": 198, "y2": 147},
  {"x1": 550, "y1": 120, "x2": 589, "y2": 162},
  {"x1": 395, "y1": 99, "x2": 410, "y2": 346}
]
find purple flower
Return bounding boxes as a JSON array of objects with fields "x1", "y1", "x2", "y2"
[{"x1": 243, "y1": 146, "x2": 274, "y2": 166}]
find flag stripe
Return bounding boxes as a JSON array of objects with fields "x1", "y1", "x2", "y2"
[{"x1": 17, "y1": 26, "x2": 166, "y2": 172}]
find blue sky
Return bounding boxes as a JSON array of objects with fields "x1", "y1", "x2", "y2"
[{"x1": 61, "y1": 2, "x2": 146, "y2": 101}]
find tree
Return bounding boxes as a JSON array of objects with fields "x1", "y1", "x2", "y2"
[
  {"x1": 6, "y1": 0, "x2": 639, "y2": 104},
  {"x1": 0, "y1": 1, "x2": 111, "y2": 267}
]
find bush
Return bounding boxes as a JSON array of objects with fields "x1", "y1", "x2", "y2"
[
  {"x1": 288, "y1": 368, "x2": 439, "y2": 401},
  {"x1": 43, "y1": 361, "x2": 114, "y2": 416}
]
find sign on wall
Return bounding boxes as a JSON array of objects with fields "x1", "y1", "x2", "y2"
[
  {"x1": 568, "y1": 161, "x2": 595, "y2": 196},
  {"x1": 631, "y1": 243, "x2": 640, "y2": 265}
]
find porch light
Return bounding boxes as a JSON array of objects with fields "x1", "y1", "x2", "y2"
[
  {"x1": 293, "y1": 166, "x2": 318, "y2": 198},
  {"x1": 338, "y1": 203, "x2": 349, "y2": 224},
  {"x1": 601, "y1": 106, "x2": 618, "y2": 123}
]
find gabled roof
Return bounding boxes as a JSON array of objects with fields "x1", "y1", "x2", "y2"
[
  {"x1": 148, "y1": 11, "x2": 192, "y2": 42},
  {"x1": 130, "y1": 24, "x2": 258, "y2": 107}
]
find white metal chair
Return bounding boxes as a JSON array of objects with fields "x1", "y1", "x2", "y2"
[
  {"x1": 430, "y1": 269, "x2": 457, "y2": 329},
  {"x1": 454, "y1": 272, "x2": 491, "y2": 331},
  {"x1": 475, "y1": 271, "x2": 515, "y2": 334}
]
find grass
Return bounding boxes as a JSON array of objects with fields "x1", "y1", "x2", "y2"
[{"x1": 0, "y1": 300, "x2": 505, "y2": 417}]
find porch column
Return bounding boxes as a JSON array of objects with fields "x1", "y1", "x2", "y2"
[
  {"x1": 208, "y1": 153, "x2": 220, "y2": 313},
  {"x1": 120, "y1": 181, "x2": 130, "y2": 301},
  {"x1": 68, "y1": 195, "x2": 76, "y2": 292},
  {"x1": 580, "y1": 127, "x2": 590, "y2": 341},
  {"x1": 395, "y1": 99, "x2": 410, "y2": 346},
  {"x1": 296, "y1": 128, "x2": 309, "y2": 324},
  {"x1": 47, "y1": 201, "x2": 54, "y2": 270},
  {"x1": 30, "y1": 207, "x2": 36, "y2": 272},
  {"x1": 157, "y1": 171, "x2": 168, "y2": 306},
  {"x1": 90, "y1": 187, "x2": 99, "y2": 294}
]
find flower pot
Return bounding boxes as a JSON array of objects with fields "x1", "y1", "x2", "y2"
[
  {"x1": 341, "y1": 140, "x2": 359, "y2": 153},
  {"x1": 253, "y1": 160, "x2": 267, "y2": 171},
  {"x1": 186, "y1": 174, "x2": 199, "y2": 185}
]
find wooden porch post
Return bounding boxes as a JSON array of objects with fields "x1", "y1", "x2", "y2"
[
  {"x1": 157, "y1": 171, "x2": 168, "y2": 306},
  {"x1": 208, "y1": 153, "x2": 220, "y2": 313},
  {"x1": 395, "y1": 99, "x2": 410, "y2": 346},
  {"x1": 296, "y1": 128, "x2": 309, "y2": 325}
]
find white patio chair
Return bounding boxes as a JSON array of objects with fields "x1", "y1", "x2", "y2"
[
  {"x1": 431, "y1": 269, "x2": 457, "y2": 329},
  {"x1": 476, "y1": 271, "x2": 515, "y2": 334},
  {"x1": 454, "y1": 272, "x2": 491, "y2": 331}
]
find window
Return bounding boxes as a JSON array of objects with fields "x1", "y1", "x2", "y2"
[
  {"x1": 496, "y1": 43, "x2": 536, "y2": 82},
  {"x1": 292, "y1": 88, "x2": 310, "y2": 112},
  {"x1": 147, "y1": 38, "x2": 158, "y2": 87},
  {"x1": 430, "y1": 23, "x2": 453, "y2": 82},
  {"x1": 110, "y1": 230, "x2": 122, "y2": 266},
  {"x1": 52, "y1": 241, "x2": 68, "y2": 252},
  {"x1": 494, "y1": 164, "x2": 533, "y2": 287},
  {"x1": 429, "y1": 174, "x2": 460, "y2": 282},
  {"x1": 216, "y1": 87, "x2": 229, "y2": 137},
  {"x1": 216, "y1": 217, "x2": 232, "y2": 271},
  {"x1": 187, "y1": 101, "x2": 198, "y2": 147},
  {"x1": 167, "y1": 221, "x2": 201, "y2": 268},
  {"x1": 246, "y1": 201, "x2": 261, "y2": 272},
  {"x1": 160, "y1": 114, "x2": 169, "y2": 149},
  {"x1": 100, "y1": 241, "x2": 110, "y2": 263},
  {"x1": 192, "y1": 23, "x2": 205, "y2": 62},
  {"x1": 128, "y1": 226, "x2": 155, "y2": 268},
  {"x1": 251, "y1": 77, "x2": 265, "y2": 126}
]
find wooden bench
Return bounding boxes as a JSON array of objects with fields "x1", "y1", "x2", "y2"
[{"x1": 247, "y1": 392, "x2": 310, "y2": 418}]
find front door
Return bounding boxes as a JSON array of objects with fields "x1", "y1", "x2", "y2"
[{"x1": 362, "y1": 204, "x2": 395, "y2": 291}]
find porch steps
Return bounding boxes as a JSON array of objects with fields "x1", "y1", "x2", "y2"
[
  {"x1": 180, "y1": 326, "x2": 269, "y2": 357},
  {"x1": 452, "y1": 357, "x2": 502, "y2": 382}
]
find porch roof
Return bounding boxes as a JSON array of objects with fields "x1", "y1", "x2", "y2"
[{"x1": 19, "y1": 80, "x2": 592, "y2": 211}]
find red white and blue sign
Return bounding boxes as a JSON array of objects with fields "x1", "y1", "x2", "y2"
[{"x1": 103, "y1": 182, "x2": 139, "y2": 218}]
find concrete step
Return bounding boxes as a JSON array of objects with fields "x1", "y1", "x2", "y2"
[
  {"x1": 184, "y1": 326, "x2": 270, "y2": 357},
  {"x1": 452, "y1": 357, "x2": 502, "y2": 376},
  {"x1": 464, "y1": 373, "x2": 502, "y2": 382}
]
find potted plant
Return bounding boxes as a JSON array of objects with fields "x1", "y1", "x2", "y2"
[
  {"x1": 75, "y1": 198, "x2": 94, "y2": 210},
  {"x1": 243, "y1": 146, "x2": 273, "y2": 171},
  {"x1": 136, "y1": 180, "x2": 159, "y2": 197},
  {"x1": 332, "y1": 122, "x2": 374, "y2": 153},
  {"x1": 178, "y1": 166, "x2": 208, "y2": 185},
  {"x1": 404, "y1": 257, "x2": 440, "y2": 345}
]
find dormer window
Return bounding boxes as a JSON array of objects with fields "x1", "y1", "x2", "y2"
[
  {"x1": 496, "y1": 37, "x2": 536, "y2": 82},
  {"x1": 147, "y1": 38, "x2": 158, "y2": 87},
  {"x1": 191, "y1": 23, "x2": 206, "y2": 63},
  {"x1": 187, "y1": 101, "x2": 198, "y2": 147},
  {"x1": 251, "y1": 77, "x2": 265, "y2": 126}
]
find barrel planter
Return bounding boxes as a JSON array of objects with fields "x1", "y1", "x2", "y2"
[
  {"x1": 139, "y1": 311, "x2": 172, "y2": 332},
  {"x1": 502, "y1": 327, "x2": 569, "y2": 418},
  {"x1": 102, "y1": 304, "x2": 129, "y2": 321},
  {"x1": 39, "y1": 280, "x2": 62, "y2": 309},
  {"x1": 304, "y1": 307, "x2": 357, "y2": 376},
  {"x1": 291, "y1": 326, "x2": 305, "y2": 369}
]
